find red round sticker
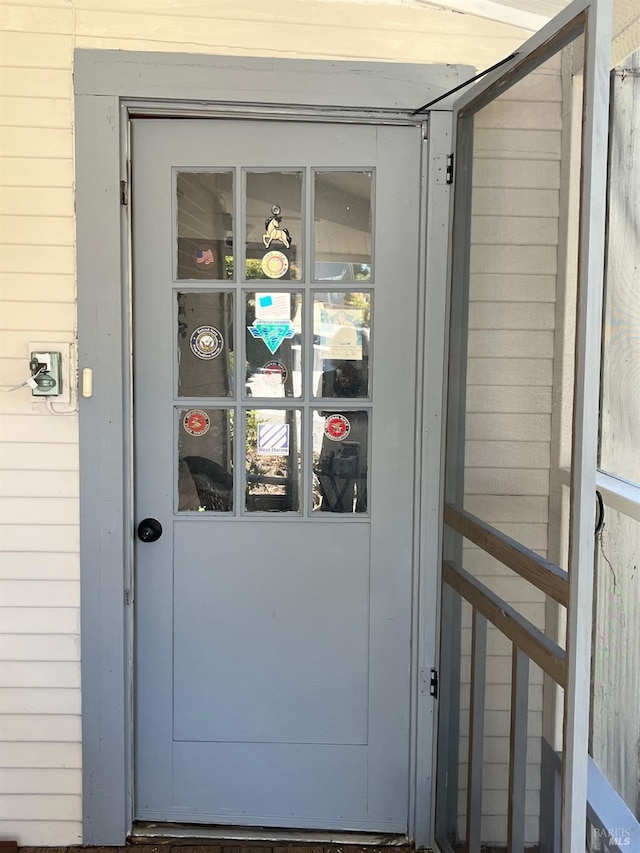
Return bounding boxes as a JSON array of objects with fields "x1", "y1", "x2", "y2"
[
  {"x1": 324, "y1": 414, "x2": 350, "y2": 442},
  {"x1": 184, "y1": 409, "x2": 210, "y2": 436},
  {"x1": 263, "y1": 360, "x2": 288, "y2": 384}
]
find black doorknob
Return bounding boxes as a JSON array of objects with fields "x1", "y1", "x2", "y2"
[{"x1": 137, "y1": 517, "x2": 163, "y2": 543}]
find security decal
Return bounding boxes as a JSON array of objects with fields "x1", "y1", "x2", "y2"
[
  {"x1": 183, "y1": 409, "x2": 210, "y2": 436},
  {"x1": 324, "y1": 414, "x2": 351, "y2": 442},
  {"x1": 190, "y1": 325, "x2": 224, "y2": 360}
]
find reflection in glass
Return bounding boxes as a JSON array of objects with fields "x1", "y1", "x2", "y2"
[
  {"x1": 599, "y1": 68, "x2": 640, "y2": 486},
  {"x1": 177, "y1": 292, "x2": 234, "y2": 397},
  {"x1": 313, "y1": 410, "x2": 368, "y2": 513},
  {"x1": 245, "y1": 291, "x2": 302, "y2": 398},
  {"x1": 177, "y1": 408, "x2": 233, "y2": 512},
  {"x1": 245, "y1": 409, "x2": 301, "y2": 512},
  {"x1": 177, "y1": 172, "x2": 233, "y2": 280},
  {"x1": 245, "y1": 172, "x2": 303, "y2": 281},
  {"x1": 314, "y1": 171, "x2": 372, "y2": 282},
  {"x1": 313, "y1": 292, "x2": 371, "y2": 398},
  {"x1": 592, "y1": 505, "x2": 640, "y2": 815}
]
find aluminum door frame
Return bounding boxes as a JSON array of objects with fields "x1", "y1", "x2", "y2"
[{"x1": 75, "y1": 51, "x2": 458, "y2": 846}]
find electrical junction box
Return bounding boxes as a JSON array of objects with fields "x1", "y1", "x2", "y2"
[
  {"x1": 30, "y1": 350, "x2": 62, "y2": 397},
  {"x1": 29, "y1": 341, "x2": 74, "y2": 404}
]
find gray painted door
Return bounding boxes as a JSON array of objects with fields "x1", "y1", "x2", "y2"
[{"x1": 133, "y1": 118, "x2": 422, "y2": 832}]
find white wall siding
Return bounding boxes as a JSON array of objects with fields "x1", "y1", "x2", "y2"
[
  {"x1": 70, "y1": 0, "x2": 528, "y2": 66},
  {"x1": 0, "y1": 1, "x2": 79, "y2": 841},
  {"x1": 0, "y1": 0, "x2": 532, "y2": 844}
]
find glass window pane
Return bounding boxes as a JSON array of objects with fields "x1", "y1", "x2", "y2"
[
  {"x1": 314, "y1": 171, "x2": 372, "y2": 282},
  {"x1": 592, "y1": 505, "x2": 640, "y2": 816},
  {"x1": 313, "y1": 409, "x2": 368, "y2": 513},
  {"x1": 178, "y1": 407, "x2": 233, "y2": 512},
  {"x1": 245, "y1": 409, "x2": 301, "y2": 513},
  {"x1": 245, "y1": 291, "x2": 302, "y2": 398},
  {"x1": 177, "y1": 172, "x2": 233, "y2": 280},
  {"x1": 245, "y1": 172, "x2": 303, "y2": 281},
  {"x1": 177, "y1": 291, "x2": 234, "y2": 397},
  {"x1": 599, "y1": 64, "x2": 640, "y2": 487},
  {"x1": 313, "y1": 291, "x2": 371, "y2": 398}
]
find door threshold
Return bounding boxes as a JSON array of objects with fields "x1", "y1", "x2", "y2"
[{"x1": 131, "y1": 822, "x2": 410, "y2": 846}]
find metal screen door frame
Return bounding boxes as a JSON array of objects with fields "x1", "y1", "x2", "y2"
[
  {"x1": 75, "y1": 51, "x2": 459, "y2": 846},
  {"x1": 440, "y1": 0, "x2": 612, "y2": 848}
]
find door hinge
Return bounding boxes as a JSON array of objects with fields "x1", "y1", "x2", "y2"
[
  {"x1": 420, "y1": 666, "x2": 439, "y2": 697},
  {"x1": 430, "y1": 668, "x2": 439, "y2": 698},
  {"x1": 120, "y1": 180, "x2": 128, "y2": 206},
  {"x1": 446, "y1": 154, "x2": 454, "y2": 185},
  {"x1": 124, "y1": 588, "x2": 131, "y2": 606}
]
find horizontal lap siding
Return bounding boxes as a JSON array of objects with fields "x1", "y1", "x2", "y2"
[
  {"x1": 458, "y1": 64, "x2": 563, "y2": 846},
  {"x1": 0, "y1": 0, "x2": 532, "y2": 844},
  {"x1": 70, "y1": 0, "x2": 529, "y2": 67},
  {"x1": 0, "y1": 0, "x2": 81, "y2": 843}
]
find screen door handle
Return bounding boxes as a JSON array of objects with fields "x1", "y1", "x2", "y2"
[{"x1": 137, "y1": 517, "x2": 163, "y2": 543}]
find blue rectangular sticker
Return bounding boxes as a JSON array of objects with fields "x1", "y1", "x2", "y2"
[{"x1": 257, "y1": 422, "x2": 290, "y2": 456}]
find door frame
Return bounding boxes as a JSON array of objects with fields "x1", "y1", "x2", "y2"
[{"x1": 75, "y1": 50, "x2": 461, "y2": 846}]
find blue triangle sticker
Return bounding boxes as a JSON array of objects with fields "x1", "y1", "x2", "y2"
[{"x1": 248, "y1": 321, "x2": 296, "y2": 355}]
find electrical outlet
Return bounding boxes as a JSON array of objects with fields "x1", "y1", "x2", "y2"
[
  {"x1": 30, "y1": 351, "x2": 62, "y2": 396},
  {"x1": 29, "y1": 341, "x2": 74, "y2": 403}
]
